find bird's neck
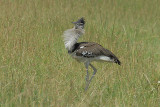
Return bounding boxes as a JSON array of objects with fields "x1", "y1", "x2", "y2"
[{"x1": 63, "y1": 28, "x2": 85, "y2": 52}]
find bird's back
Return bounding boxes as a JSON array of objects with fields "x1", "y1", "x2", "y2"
[{"x1": 71, "y1": 42, "x2": 121, "y2": 65}]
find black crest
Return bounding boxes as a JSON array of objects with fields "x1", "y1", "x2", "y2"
[{"x1": 72, "y1": 17, "x2": 85, "y2": 25}]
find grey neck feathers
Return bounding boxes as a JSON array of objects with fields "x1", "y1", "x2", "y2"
[{"x1": 63, "y1": 27, "x2": 85, "y2": 52}]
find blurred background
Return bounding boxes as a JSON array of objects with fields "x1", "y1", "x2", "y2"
[{"x1": 0, "y1": 0, "x2": 160, "y2": 106}]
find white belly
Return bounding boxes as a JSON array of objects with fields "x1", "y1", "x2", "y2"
[
  {"x1": 70, "y1": 52, "x2": 113, "y2": 63},
  {"x1": 95, "y1": 56, "x2": 114, "y2": 62}
]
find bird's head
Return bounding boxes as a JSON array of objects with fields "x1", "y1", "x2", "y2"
[{"x1": 72, "y1": 17, "x2": 85, "y2": 29}]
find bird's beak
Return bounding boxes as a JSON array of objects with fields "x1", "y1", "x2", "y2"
[{"x1": 72, "y1": 22, "x2": 77, "y2": 24}]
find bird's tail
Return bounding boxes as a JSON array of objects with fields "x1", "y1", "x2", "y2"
[
  {"x1": 114, "y1": 58, "x2": 121, "y2": 65},
  {"x1": 104, "y1": 49, "x2": 121, "y2": 65}
]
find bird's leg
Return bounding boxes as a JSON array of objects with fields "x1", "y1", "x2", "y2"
[
  {"x1": 84, "y1": 63, "x2": 97, "y2": 91},
  {"x1": 84, "y1": 62, "x2": 90, "y2": 91},
  {"x1": 88, "y1": 64, "x2": 97, "y2": 85},
  {"x1": 86, "y1": 69, "x2": 89, "y2": 82},
  {"x1": 84, "y1": 62, "x2": 89, "y2": 82}
]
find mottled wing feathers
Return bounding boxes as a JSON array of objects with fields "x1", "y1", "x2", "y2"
[
  {"x1": 73, "y1": 42, "x2": 121, "y2": 65},
  {"x1": 75, "y1": 42, "x2": 101, "y2": 58}
]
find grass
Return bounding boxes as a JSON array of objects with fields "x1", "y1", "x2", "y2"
[{"x1": 0, "y1": 0, "x2": 160, "y2": 106}]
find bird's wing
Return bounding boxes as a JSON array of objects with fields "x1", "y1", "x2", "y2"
[
  {"x1": 74, "y1": 42, "x2": 121, "y2": 65},
  {"x1": 74, "y1": 42, "x2": 111, "y2": 57}
]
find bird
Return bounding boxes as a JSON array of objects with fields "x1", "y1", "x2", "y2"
[{"x1": 63, "y1": 17, "x2": 121, "y2": 90}]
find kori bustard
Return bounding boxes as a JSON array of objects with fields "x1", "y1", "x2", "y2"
[{"x1": 63, "y1": 18, "x2": 121, "y2": 90}]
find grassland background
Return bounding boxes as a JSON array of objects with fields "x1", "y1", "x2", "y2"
[{"x1": 0, "y1": 0, "x2": 160, "y2": 106}]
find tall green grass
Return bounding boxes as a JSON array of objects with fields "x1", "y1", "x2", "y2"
[{"x1": 0, "y1": 0, "x2": 160, "y2": 106}]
